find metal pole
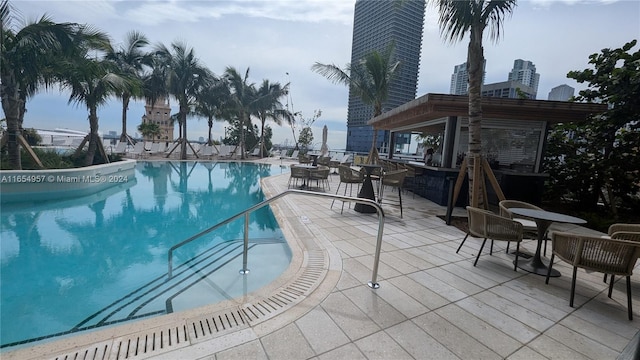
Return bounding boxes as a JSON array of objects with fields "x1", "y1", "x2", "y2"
[
  {"x1": 240, "y1": 213, "x2": 250, "y2": 274},
  {"x1": 367, "y1": 212, "x2": 386, "y2": 289}
]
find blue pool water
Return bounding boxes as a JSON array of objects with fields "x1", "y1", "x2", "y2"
[{"x1": 0, "y1": 161, "x2": 291, "y2": 349}]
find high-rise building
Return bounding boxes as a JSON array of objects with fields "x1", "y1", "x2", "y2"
[
  {"x1": 547, "y1": 84, "x2": 575, "y2": 101},
  {"x1": 449, "y1": 61, "x2": 487, "y2": 95},
  {"x1": 346, "y1": 0, "x2": 425, "y2": 153},
  {"x1": 482, "y1": 80, "x2": 536, "y2": 99},
  {"x1": 141, "y1": 97, "x2": 173, "y2": 142},
  {"x1": 508, "y1": 59, "x2": 540, "y2": 98}
]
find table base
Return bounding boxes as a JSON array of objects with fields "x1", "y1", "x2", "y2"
[
  {"x1": 354, "y1": 203, "x2": 377, "y2": 213},
  {"x1": 515, "y1": 258, "x2": 560, "y2": 277}
]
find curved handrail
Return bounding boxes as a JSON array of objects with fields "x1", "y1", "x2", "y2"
[{"x1": 168, "y1": 189, "x2": 386, "y2": 289}]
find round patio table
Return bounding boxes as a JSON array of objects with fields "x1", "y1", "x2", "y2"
[
  {"x1": 510, "y1": 208, "x2": 587, "y2": 277},
  {"x1": 354, "y1": 164, "x2": 382, "y2": 214}
]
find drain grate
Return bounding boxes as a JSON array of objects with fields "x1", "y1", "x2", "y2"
[{"x1": 49, "y1": 248, "x2": 327, "y2": 360}]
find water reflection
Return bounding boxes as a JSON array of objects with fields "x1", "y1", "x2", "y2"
[{"x1": 0, "y1": 162, "x2": 287, "y2": 348}]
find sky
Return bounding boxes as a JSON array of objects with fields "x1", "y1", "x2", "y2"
[{"x1": 4, "y1": 0, "x2": 640, "y2": 151}]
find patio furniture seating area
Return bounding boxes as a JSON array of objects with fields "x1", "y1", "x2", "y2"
[{"x1": 499, "y1": 199, "x2": 547, "y2": 255}]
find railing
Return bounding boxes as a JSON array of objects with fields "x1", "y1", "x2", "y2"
[{"x1": 168, "y1": 189, "x2": 387, "y2": 289}]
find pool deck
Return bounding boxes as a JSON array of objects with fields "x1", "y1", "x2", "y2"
[{"x1": 4, "y1": 157, "x2": 639, "y2": 359}]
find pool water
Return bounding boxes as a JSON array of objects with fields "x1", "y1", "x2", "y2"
[{"x1": 0, "y1": 161, "x2": 291, "y2": 349}]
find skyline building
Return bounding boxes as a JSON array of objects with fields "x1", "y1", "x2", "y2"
[
  {"x1": 140, "y1": 97, "x2": 173, "y2": 143},
  {"x1": 547, "y1": 84, "x2": 575, "y2": 101},
  {"x1": 346, "y1": 0, "x2": 425, "y2": 153},
  {"x1": 481, "y1": 80, "x2": 536, "y2": 99},
  {"x1": 449, "y1": 61, "x2": 486, "y2": 95},
  {"x1": 508, "y1": 59, "x2": 540, "y2": 99}
]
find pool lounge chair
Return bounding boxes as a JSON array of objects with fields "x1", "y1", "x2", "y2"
[{"x1": 129, "y1": 142, "x2": 146, "y2": 158}]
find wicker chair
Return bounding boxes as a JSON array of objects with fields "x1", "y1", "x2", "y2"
[
  {"x1": 609, "y1": 223, "x2": 640, "y2": 237},
  {"x1": 456, "y1": 206, "x2": 524, "y2": 270},
  {"x1": 546, "y1": 232, "x2": 640, "y2": 320},
  {"x1": 603, "y1": 224, "x2": 640, "y2": 283},
  {"x1": 288, "y1": 165, "x2": 309, "y2": 189},
  {"x1": 331, "y1": 165, "x2": 364, "y2": 213},
  {"x1": 499, "y1": 200, "x2": 547, "y2": 255},
  {"x1": 378, "y1": 169, "x2": 407, "y2": 218},
  {"x1": 309, "y1": 166, "x2": 331, "y2": 191}
]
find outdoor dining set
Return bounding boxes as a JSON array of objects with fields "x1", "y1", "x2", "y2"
[{"x1": 287, "y1": 153, "x2": 640, "y2": 320}]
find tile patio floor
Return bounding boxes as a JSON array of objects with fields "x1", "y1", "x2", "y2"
[{"x1": 5, "y1": 157, "x2": 639, "y2": 360}]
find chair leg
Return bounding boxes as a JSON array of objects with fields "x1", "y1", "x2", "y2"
[
  {"x1": 473, "y1": 238, "x2": 488, "y2": 267},
  {"x1": 513, "y1": 242, "x2": 520, "y2": 272},
  {"x1": 457, "y1": 233, "x2": 469, "y2": 253},
  {"x1": 627, "y1": 276, "x2": 633, "y2": 320},
  {"x1": 506, "y1": 242, "x2": 510, "y2": 254},
  {"x1": 490, "y1": 239, "x2": 494, "y2": 255},
  {"x1": 545, "y1": 253, "x2": 555, "y2": 284},
  {"x1": 570, "y1": 266, "x2": 578, "y2": 307},
  {"x1": 331, "y1": 182, "x2": 342, "y2": 209},
  {"x1": 609, "y1": 275, "x2": 615, "y2": 298},
  {"x1": 398, "y1": 186, "x2": 403, "y2": 218}
]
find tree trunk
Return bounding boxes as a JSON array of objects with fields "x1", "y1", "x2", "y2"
[
  {"x1": 84, "y1": 107, "x2": 100, "y2": 166},
  {"x1": 180, "y1": 107, "x2": 187, "y2": 160},
  {"x1": 467, "y1": 26, "x2": 485, "y2": 207},
  {"x1": 1, "y1": 72, "x2": 23, "y2": 170},
  {"x1": 208, "y1": 118, "x2": 213, "y2": 145},
  {"x1": 120, "y1": 95, "x2": 130, "y2": 143},
  {"x1": 259, "y1": 118, "x2": 266, "y2": 158},
  {"x1": 240, "y1": 112, "x2": 247, "y2": 160}
]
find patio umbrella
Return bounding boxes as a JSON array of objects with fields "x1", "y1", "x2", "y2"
[{"x1": 320, "y1": 125, "x2": 329, "y2": 156}]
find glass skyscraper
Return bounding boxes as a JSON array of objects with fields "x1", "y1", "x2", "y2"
[{"x1": 346, "y1": 0, "x2": 425, "y2": 153}]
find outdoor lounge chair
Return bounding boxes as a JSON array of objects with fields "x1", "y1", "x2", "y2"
[
  {"x1": 331, "y1": 165, "x2": 364, "y2": 213},
  {"x1": 546, "y1": 232, "x2": 640, "y2": 320},
  {"x1": 129, "y1": 142, "x2": 146, "y2": 158},
  {"x1": 456, "y1": 206, "x2": 524, "y2": 270},
  {"x1": 113, "y1": 142, "x2": 127, "y2": 155}
]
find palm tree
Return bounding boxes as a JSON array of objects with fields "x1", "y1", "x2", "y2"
[
  {"x1": 312, "y1": 43, "x2": 399, "y2": 164},
  {"x1": 252, "y1": 80, "x2": 289, "y2": 158},
  {"x1": 0, "y1": 0, "x2": 104, "y2": 169},
  {"x1": 154, "y1": 41, "x2": 213, "y2": 159},
  {"x1": 62, "y1": 55, "x2": 132, "y2": 166},
  {"x1": 224, "y1": 67, "x2": 256, "y2": 160},
  {"x1": 431, "y1": 0, "x2": 517, "y2": 206},
  {"x1": 137, "y1": 121, "x2": 161, "y2": 141},
  {"x1": 106, "y1": 31, "x2": 151, "y2": 145},
  {"x1": 193, "y1": 76, "x2": 229, "y2": 146}
]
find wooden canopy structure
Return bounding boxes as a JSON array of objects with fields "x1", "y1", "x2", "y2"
[{"x1": 368, "y1": 93, "x2": 607, "y2": 134}]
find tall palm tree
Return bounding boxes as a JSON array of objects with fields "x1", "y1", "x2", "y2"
[
  {"x1": 224, "y1": 67, "x2": 256, "y2": 160},
  {"x1": 106, "y1": 31, "x2": 151, "y2": 145},
  {"x1": 0, "y1": 0, "x2": 104, "y2": 169},
  {"x1": 432, "y1": 0, "x2": 517, "y2": 206},
  {"x1": 62, "y1": 55, "x2": 131, "y2": 166},
  {"x1": 312, "y1": 44, "x2": 399, "y2": 164},
  {"x1": 154, "y1": 41, "x2": 213, "y2": 159},
  {"x1": 193, "y1": 76, "x2": 229, "y2": 146},
  {"x1": 252, "y1": 80, "x2": 289, "y2": 158}
]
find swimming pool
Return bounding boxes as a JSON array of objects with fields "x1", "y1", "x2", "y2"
[{"x1": 0, "y1": 161, "x2": 291, "y2": 349}]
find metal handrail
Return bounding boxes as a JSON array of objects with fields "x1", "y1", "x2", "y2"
[{"x1": 168, "y1": 189, "x2": 387, "y2": 289}]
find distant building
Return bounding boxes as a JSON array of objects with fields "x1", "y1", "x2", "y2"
[
  {"x1": 547, "y1": 84, "x2": 575, "y2": 101},
  {"x1": 346, "y1": 0, "x2": 425, "y2": 153},
  {"x1": 508, "y1": 59, "x2": 540, "y2": 98},
  {"x1": 449, "y1": 61, "x2": 486, "y2": 95},
  {"x1": 482, "y1": 80, "x2": 536, "y2": 99},
  {"x1": 141, "y1": 97, "x2": 173, "y2": 142}
]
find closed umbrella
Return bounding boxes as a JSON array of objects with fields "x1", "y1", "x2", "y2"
[{"x1": 320, "y1": 125, "x2": 329, "y2": 156}]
